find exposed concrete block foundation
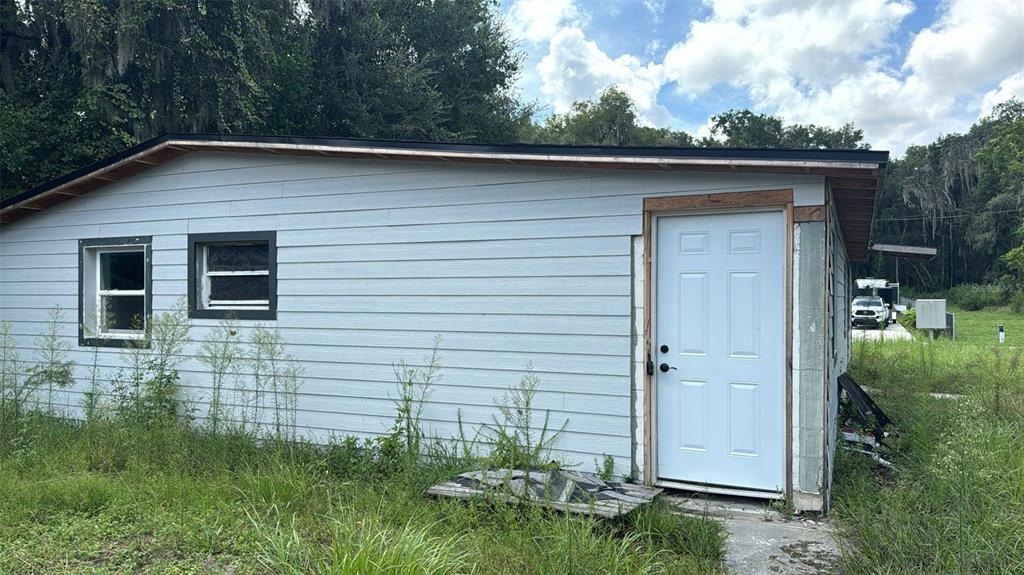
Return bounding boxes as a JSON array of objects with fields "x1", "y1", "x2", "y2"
[{"x1": 792, "y1": 222, "x2": 827, "y2": 511}]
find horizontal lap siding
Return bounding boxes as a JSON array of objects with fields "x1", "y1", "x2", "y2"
[{"x1": 0, "y1": 152, "x2": 824, "y2": 471}]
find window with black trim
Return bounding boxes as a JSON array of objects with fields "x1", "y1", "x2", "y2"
[
  {"x1": 79, "y1": 236, "x2": 153, "y2": 347},
  {"x1": 188, "y1": 231, "x2": 277, "y2": 320}
]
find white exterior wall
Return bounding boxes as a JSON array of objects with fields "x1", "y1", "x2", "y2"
[{"x1": 0, "y1": 151, "x2": 825, "y2": 476}]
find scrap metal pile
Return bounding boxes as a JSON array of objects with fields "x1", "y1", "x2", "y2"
[{"x1": 427, "y1": 469, "x2": 662, "y2": 518}]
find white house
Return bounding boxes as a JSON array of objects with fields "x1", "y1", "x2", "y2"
[{"x1": 0, "y1": 135, "x2": 888, "y2": 512}]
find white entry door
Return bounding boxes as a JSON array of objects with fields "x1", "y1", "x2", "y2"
[{"x1": 655, "y1": 210, "x2": 785, "y2": 492}]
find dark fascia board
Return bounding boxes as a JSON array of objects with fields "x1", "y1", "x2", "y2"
[
  {"x1": 3, "y1": 135, "x2": 178, "y2": 209},
  {"x1": 1, "y1": 132, "x2": 890, "y2": 211}
]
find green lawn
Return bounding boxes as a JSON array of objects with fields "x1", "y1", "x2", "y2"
[
  {"x1": 835, "y1": 334, "x2": 1024, "y2": 574},
  {"x1": 948, "y1": 305, "x2": 1024, "y2": 346},
  {"x1": 0, "y1": 418, "x2": 724, "y2": 575}
]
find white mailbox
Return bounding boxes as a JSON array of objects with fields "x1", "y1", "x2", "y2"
[{"x1": 915, "y1": 299, "x2": 947, "y2": 330}]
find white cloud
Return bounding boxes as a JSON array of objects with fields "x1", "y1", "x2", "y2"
[
  {"x1": 661, "y1": 0, "x2": 913, "y2": 93},
  {"x1": 505, "y1": 0, "x2": 581, "y2": 44},
  {"x1": 981, "y1": 72, "x2": 1024, "y2": 117},
  {"x1": 904, "y1": 0, "x2": 1024, "y2": 94},
  {"x1": 643, "y1": 0, "x2": 667, "y2": 23},
  {"x1": 538, "y1": 27, "x2": 672, "y2": 126},
  {"x1": 659, "y1": 0, "x2": 1024, "y2": 153},
  {"x1": 644, "y1": 38, "x2": 663, "y2": 58},
  {"x1": 506, "y1": 0, "x2": 1024, "y2": 154}
]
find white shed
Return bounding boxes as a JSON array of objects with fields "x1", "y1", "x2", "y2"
[{"x1": 0, "y1": 135, "x2": 888, "y2": 512}]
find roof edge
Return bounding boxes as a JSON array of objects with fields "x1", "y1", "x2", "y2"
[{"x1": 2, "y1": 133, "x2": 889, "y2": 219}]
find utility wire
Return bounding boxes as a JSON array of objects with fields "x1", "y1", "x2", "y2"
[{"x1": 876, "y1": 206, "x2": 1024, "y2": 223}]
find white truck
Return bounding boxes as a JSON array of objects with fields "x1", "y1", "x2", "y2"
[{"x1": 851, "y1": 295, "x2": 890, "y2": 329}]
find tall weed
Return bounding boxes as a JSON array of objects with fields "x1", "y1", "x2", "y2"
[
  {"x1": 106, "y1": 300, "x2": 191, "y2": 425},
  {"x1": 484, "y1": 364, "x2": 567, "y2": 470},
  {"x1": 249, "y1": 324, "x2": 303, "y2": 440},
  {"x1": 388, "y1": 336, "x2": 442, "y2": 461},
  {"x1": 25, "y1": 307, "x2": 75, "y2": 415},
  {"x1": 0, "y1": 320, "x2": 27, "y2": 422},
  {"x1": 197, "y1": 317, "x2": 243, "y2": 433}
]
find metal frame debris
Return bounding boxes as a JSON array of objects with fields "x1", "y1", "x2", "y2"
[{"x1": 426, "y1": 469, "x2": 663, "y2": 518}]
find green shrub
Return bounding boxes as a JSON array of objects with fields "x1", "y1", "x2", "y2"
[
  {"x1": 1010, "y1": 291, "x2": 1024, "y2": 314},
  {"x1": 898, "y1": 308, "x2": 917, "y2": 331},
  {"x1": 945, "y1": 283, "x2": 1018, "y2": 310}
]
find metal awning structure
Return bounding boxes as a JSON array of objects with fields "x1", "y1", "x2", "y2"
[
  {"x1": 868, "y1": 243, "x2": 938, "y2": 260},
  {"x1": 0, "y1": 134, "x2": 889, "y2": 260}
]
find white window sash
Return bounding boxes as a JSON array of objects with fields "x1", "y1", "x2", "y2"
[
  {"x1": 91, "y1": 245, "x2": 148, "y2": 339},
  {"x1": 205, "y1": 270, "x2": 269, "y2": 277},
  {"x1": 98, "y1": 289, "x2": 146, "y2": 297}
]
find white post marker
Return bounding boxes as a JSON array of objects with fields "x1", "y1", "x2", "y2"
[{"x1": 998, "y1": 325, "x2": 1005, "y2": 344}]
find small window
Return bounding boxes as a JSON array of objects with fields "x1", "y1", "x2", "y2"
[
  {"x1": 188, "y1": 231, "x2": 277, "y2": 320},
  {"x1": 79, "y1": 237, "x2": 152, "y2": 347}
]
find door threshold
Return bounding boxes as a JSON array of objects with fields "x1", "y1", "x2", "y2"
[{"x1": 655, "y1": 479, "x2": 784, "y2": 500}]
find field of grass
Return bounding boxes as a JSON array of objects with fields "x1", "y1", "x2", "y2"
[
  {"x1": 0, "y1": 416, "x2": 724, "y2": 575},
  {"x1": 947, "y1": 305, "x2": 1024, "y2": 346},
  {"x1": 835, "y1": 336, "x2": 1024, "y2": 574}
]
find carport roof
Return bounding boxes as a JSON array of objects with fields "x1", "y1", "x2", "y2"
[{"x1": 0, "y1": 134, "x2": 888, "y2": 259}]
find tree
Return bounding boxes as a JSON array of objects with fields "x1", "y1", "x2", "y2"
[
  {"x1": 702, "y1": 109, "x2": 868, "y2": 149},
  {"x1": 861, "y1": 99, "x2": 1024, "y2": 290},
  {"x1": 1002, "y1": 224, "x2": 1024, "y2": 274},
  {"x1": 530, "y1": 87, "x2": 693, "y2": 147}
]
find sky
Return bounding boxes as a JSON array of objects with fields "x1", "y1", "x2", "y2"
[{"x1": 499, "y1": 0, "x2": 1024, "y2": 155}]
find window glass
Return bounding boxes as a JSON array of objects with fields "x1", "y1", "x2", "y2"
[
  {"x1": 100, "y1": 251, "x2": 145, "y2": 290},
  {"x1": 853, "y1": 296, "x2": 883, "y2": 306},
  {"x1": 209, "y1": 275, "x2": 270, "y2": 301},
  {"x1": 207, "y1": 244, "x2": 268, "y2": 272},
  {"x1": 101, "y1": 295, "x2": 145, "y2": 331}
]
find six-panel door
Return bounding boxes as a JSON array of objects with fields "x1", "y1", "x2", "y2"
[{"x1": 655, "y1": 210, "x2": 785, "y2": 492}]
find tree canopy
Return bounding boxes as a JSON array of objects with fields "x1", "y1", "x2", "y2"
[
  {"x1": 702, "y1": 109, "x2": 869, "y2": 150},
  {"x1": 865, "y1": 100, "x2": 1024, "y2": 290},
  {"x1": 0, "y1": 0, "x2": 528, "y2": 197},
  {"x1": 525, "y1": 87, "x2": 694, "y2": 147},
  {"x1": 2, "y1": 1, "x2": 1023, "y2": 291}
]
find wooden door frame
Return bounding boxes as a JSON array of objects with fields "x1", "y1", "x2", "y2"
[{"x1": 642, "y1": 189, "x2": 807, "y2": 498}]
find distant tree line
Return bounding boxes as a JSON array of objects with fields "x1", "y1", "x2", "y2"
[
  {"x1": 864, "y1": 101, "x2": 1024, "y2": 291},
  {"x1": 2, "y1": 0, "x2": 1022, "y2": 291}
]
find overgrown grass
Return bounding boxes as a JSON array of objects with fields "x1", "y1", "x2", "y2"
[
  {"x1": 835, "y1": 338, "x2": 1024, "y2": 574},
  {"x1": 852, "y1": 338, "x2": 1012, "y2": 395},
  {"x1": 0, "y1": 309, "x2": 724, "y2": 574},
  {"x1": 948, "y1": 305, "x2": 1024, "y2": 346},
  {"x1": 0, "y1": 417, "x2": 724, "y2": 574}
]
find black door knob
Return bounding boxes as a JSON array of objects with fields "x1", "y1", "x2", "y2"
[
  {"x1": 659, "y1": 363, "x2": 676, "y2": 372},
  {"x1": 659, "y1": 344, "x2": 669, "y2": 353}
]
